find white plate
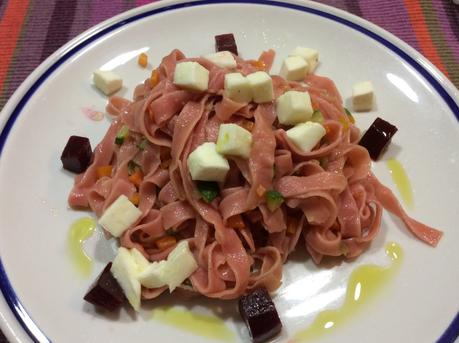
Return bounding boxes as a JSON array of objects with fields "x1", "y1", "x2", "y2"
[{"x1": 0, "y1": 1, "x2": 458, "y2": 342}]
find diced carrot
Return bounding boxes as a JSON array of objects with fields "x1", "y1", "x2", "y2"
[
  {"x1": 150, "y1": 68, "x2": 160, "y2": 88},
  {"x1": 256, "y1": 184, "x2": 266, "y2": 197},
  {"x1": 96, "y1": 165, "x2": 112, "y2": 179},
  {"x1": 239, "y1": 119, "x2": 254, "y2": 132},
  {"x1": 249, "y1": 59, "x2": 266, "y2": 71},
  {"x1": 155, "y1": 236, "x2": 177, "y2": 250},
  {"x1": 227, "y1": 214, "x2": 245, "y2": 229},
  {"x1": 286, "y1": 218, "x2": 298, "y2": 236},
  {"x1": 128, "y1": 170, "x2": 143, "y2": 187},
  {"x1": 138, "y1": 53, "x2": 148, "y2": 68},
  {"x1": 129, "y1": 192, "x2": 140, "y2": 206}
]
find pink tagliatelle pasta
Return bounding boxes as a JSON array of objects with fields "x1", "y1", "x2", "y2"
[{"x1": 68, "y1": 49, "x2": 443, "y2": 300}]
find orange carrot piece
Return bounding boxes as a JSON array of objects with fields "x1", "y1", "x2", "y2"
[
  {"x1": 286, "y1": 218, "x2": 298, "y2": 236},
  {"x1": 249, "y1": 59, "x2": 266, "y2": 71},
  {"x1": 239, "y1": 119, "x2": 254, "y2": 132},
  {"x1": 138, "y1": 53, "x2": 148, "y2": 68},
  {"x1": 129, "y1": 192, "x2": 140, "y2": 206},
  {"x1": 96, "y1": 165, "x2": 112, "y2": 179},
  {"x1": 227, "y1": 214, "x2": 245, "y2": 229},
  {"x1": 150, "y1": 68, "x2": 160, "y2": 88},
  {"x1": 257, "y1": 184, "x2": 266, "y2": 197},
  {"x1": 128, "y1": 170, "x2": 143, "y2": 187},
  {"x1": 155, "y1": 236, "x2": 177, "y2": 250}
]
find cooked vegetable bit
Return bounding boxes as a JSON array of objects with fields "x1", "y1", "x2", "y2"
[
  {"x1": 96, "y1": 165, "x2": 112, "y2": 179},
  {"x1": 256, "y1": 184, "x2": 267, "y2": 197},
  {"x1": 138, "y1": 53, "x2": 148, "y2": 68},
  {"x1": 115, "y1": 125, "x2": 130, "y2": 145},
  {"x1": 60, "y1": 135, "x2": 92, "y2": 173},
  {"x1": 359, "y1": 117, "x2": 398, "y2": 160},
  {"x1": 215, "y1": 33, "x2": 238, "y2": 56},
  {"x1": 150, "y1": 69, "x2": 160, "y2": 88},
  {"x1": 310, "y1": 109, "x2": 324, "y2": 124},
  {"x1": 128, "y1": 169, "x2": 143, "y2": 187},
  {"x1": 83, "y1": 262, "x2": 125, "y2": 311},
  {"x1": 127, "y1": 160, "x2": 141, "y2": 176},
  {"x1": 137, "y1": 138, "x2": 148, "y2": 151},
  {"x1": 129, "y1": 192, "x2": 140, "y2": 206},
  {"x1": 265, "y1": 190, "x2": 284, "y2": 212},
  {"x1": 197, "y1": 181, "x2": 220, "y2": 203},
  {"x1": 155, "y1": 236, "x2": 177, "y2": 250},
  {"x1": 238, "y1": 287, "x2": 282, "y2": 343}
]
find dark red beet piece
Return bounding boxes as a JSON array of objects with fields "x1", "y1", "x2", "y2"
[
  {"x1": 83, "y1": 263, "x2": 125, "y2": 311},
  {"x1": 359, "y1": 117, "x2": 398, "y2": 160},
  {"x1": 239, "y1": 287, "x2": 282, "y2": 343},
  {"x1": 215, "y1": 33, "x2": 238, "y2": 56},
  {"x1": 61, "y1": 135, "x2": 92, "y2": 173}
]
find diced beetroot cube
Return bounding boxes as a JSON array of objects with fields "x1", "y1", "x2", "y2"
[
  {"x1": 83, "y1": 263, "x2": 125, "y2": 311},
  {"x1": 359, "y1": 117, "x2": 398, "y2": 160},
  {"x1": 239, "y1": 287, "x2": 282, "y2": 343},
  {"x1": 215, "y1": 33, "x2": 238, "y2": 56},
  {"x1": 61, "y1": 135, "x2": 92, "y2": 173}
]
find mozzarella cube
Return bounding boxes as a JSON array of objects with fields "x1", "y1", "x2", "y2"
[
  {"x1": 279, "y1": 56, "x2": 309, "y2": 81},
  {"x1": 290, "y1": 47, "x2": 319, "y2": 73},
  {"x1": 110, "y1": 247, "x2": 142, "y2": 311},
  {"x1": 93, "y1": 70, "x2": 123, "y2": 95},
  {"x1": 173, "y1": 61, "x2": 209, "y2": 92},
  {"x1": 129, "y1": 248, "x2": 150, "y2": 272},
  {"x1": 216, "y1": 123, "x2": 252, "y2": 159},
  {"x1": 276, "y1": 90, "x2": 313, "y2": 125},
  {"x1": 162, "y1": 241, "x2": 198, "y2": 292},
  {"x1": 99, "y1": 195, "x2": 142, "y2": 237},
  {"x1": 247, "y1": 71, "x2": 274, "y2": 103},
  {"x1": 187, "y1": 142, "x2": 230, "y2": 182},
  {"x1": 352, "y1": 81, "x2": 374, "y2": 111},
  {"x1": 138, "y1": 261, "x2": 168, "y2": 289},
  {"x1": 203, "y1": 51, "x2": 237, "y2": 69},
  {"x1": 286, "y1": 121, "x2": 326, "y2": 152},
  {"x1": 224, "y1": 73, "x2": 252, "y2": 103}
]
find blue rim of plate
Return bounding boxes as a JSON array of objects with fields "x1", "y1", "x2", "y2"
[{"x1": 0, "y1": 1, "x2": 458, "y2": 342}]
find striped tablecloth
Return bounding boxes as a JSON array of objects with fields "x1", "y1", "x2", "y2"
[{"x1": 0, "y1": 0, "x2": 458, "y2": 342}]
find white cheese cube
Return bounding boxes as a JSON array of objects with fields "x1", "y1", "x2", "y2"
[
  {"x1": 162, "y1": 241, "x2": 198, "y2": 292},
  {"x1": 138, "y1": 261, "x2": 168, "y2": 289},
  {"x1": 216, "y1": 123, "x2": 252, "y2": 159},
  {"x1": 279, "y1": 56, "x2": 309, "y2": 81},
  {"x1": 203, "y1": 51, "x2": 237, "y2": 69},
  {"x1": 290, "y1": 47, "x2": 319, "y2": 73},
  {"x1": 224, "y1": 73, "x2": 252, "y2": 103},
  {"x1": 110, "y1": 247, "x2": 142, "y2": 311},
  {"x1": 187, "y1": 142, "x2": 230, "y2": 182},
  {"x1": 93, "y1": 70, "x2": 123, "y2": 95},
  {"x1": 276, "y1": 90, "x2": 313, "y2": 125},
  {"x1": 286, "y1": 121, "x2": 326, "y2": 152},
  {"x1": 352, "y1": 81, "x2": 374, "y2": 111},
  {"x1": 247, "y1": 71, "x2": 274, "y2": 103},
  {"x1": 129, "y1": 248, "x2": 150, "y2": 272},
  {"x1": 98, "y1": 195, "x2": 142, "y2": 237},
  {"x1": 173, "y1": 61, "x2": 209, "y2": 92}
]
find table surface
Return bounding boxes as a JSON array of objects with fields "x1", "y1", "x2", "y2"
[{"x1": 1, "y1": 0, "x2": 458, "y2": 342}]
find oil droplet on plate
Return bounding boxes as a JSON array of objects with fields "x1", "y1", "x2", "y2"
[
  {"x1": 293, "y1": 242, "x2": 403, "y2": 342},
  {"x1": 68, "y1": 217, "x2": 96, "y2": 278},
  {"x1": 151, "y1": 307, "x2": 235, "y2": 342},
  {"x1": 386, "y1": 159, "x2": 413, "y2": 209}
]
